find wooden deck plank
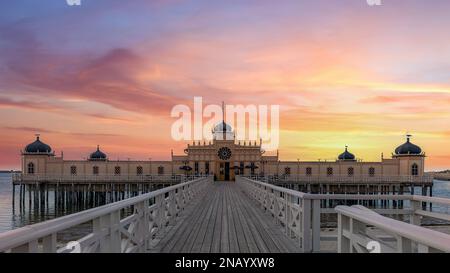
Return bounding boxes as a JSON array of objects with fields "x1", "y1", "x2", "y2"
[
  {"x1": 149, "y1": 182, "x2": 302, "y2": 253},
  {"x1": 220, "y1": 184, "x2": 229, "y2": 253},
  {"x1": 198, "y1": 185, "x2": 222, "y2": 252},
  {"x1": 231, "y1": 183, "x2": 255, "y2": 252},
  {"x1": 152, "y1": 185, "x2": 210, "y2": 252},
  {"x1": 229, "y1": 184, "x2": 261, "y2": 253},
  {"x1": 182, "y1": 187, "x2": 218, "y2": 252},
  {"x1": 235, "y1": 185, "x2": 298, "y2": 253},
  {"x1": 225, "y1": 184, "x2": 240, "y2": 252},
  {"x1": 210, "y1": 183, "x2": 224, "y2": 253}
]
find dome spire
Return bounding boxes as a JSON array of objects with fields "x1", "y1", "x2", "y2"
[{"x1": 406, "y1": 133, "x2": 412, "y2": 142}]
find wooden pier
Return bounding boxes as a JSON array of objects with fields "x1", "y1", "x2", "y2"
[
  {"x1": 1, "y1": 176, "x2": 450, "y2": 253},
  {"x1": 151, "y1": 182, "x2": 300, "y2": 253}
]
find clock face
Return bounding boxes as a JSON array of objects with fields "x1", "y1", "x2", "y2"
[{"x1": 217, "y1": 147, "x2": 232, "y2": 160}]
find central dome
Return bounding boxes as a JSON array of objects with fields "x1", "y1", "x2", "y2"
[
  {"x1": 338, "y1": 146, "x2": 356, "y2": 161},
  {"x1": 24, "y1": 136, "x2": 52, "y2": 154},
  {"x1": 89, "y1": 145, "x2": 107, "y2": 161},
  {"x1": 213, "y1": 121, "x2": 233, "y2": 132},
  {"x1": 212, "y1": 121, "x2": 234, "y2": 140}
]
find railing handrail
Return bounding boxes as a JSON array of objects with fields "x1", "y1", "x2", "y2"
[
  {"x1": 241, "y1": 177, "x2": 450, "y2": 207},
  {"x1": 249, "y1": 174, "x2": 434, "y2": 183},
  {"x1": 336, "y1": 205, "x2": 450, "y2": 252},
  {"x1": 12, "y1": 173, "x2": 209, "y2": 183},
  {"x1": 0, "y1": 176, "x2": 210, "y2": 251}
]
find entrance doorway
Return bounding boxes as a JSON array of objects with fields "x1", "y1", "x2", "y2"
[
  {"x1": 218, "y1": 162, "x2": 232, "y2": 181},
  {"x1": 224, "y1": 162, "x2": 230, "y2": 181}
]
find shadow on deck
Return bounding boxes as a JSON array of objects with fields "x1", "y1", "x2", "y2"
[{"x1": 150, "y1": 182, "x2": 301, "y2": 253}]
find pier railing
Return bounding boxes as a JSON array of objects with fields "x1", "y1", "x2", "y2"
[
  {"x1": 237, "y1": 176, "x2": 450, "y2": 253},
  {"x1": 246, "y1": 174, "x2": 434, "y2": 184},
  {"x1": 336, "y1": 205, "x2": 450, "y2": 253},
  {"x1": 0, "y1": 176, "x2": 211, "y2": 253},
  {"x1": 12, "y1": 173, "x2": 209, "y2": 184}
]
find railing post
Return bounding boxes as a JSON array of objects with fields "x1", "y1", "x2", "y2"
[
  {"x1": 93, "y1": 214, "x2": 112, "y2": 252},
  {"x1": 410, "y1": 200, "x2": 421, "y2": 225},
  {"x1": 312, "y1": 199, "x2": 321, "y2": 252},
  {"x1": 396, "y1": 235, "x2": 412, "y2": 253},
  {"x1": 301, "y1": 199, "x2": 311, "y2": 252},
  {"x1": 337, "y1": 213, "x2": 350, "y2": 253},
  {"x1": 42, "y1": 233, "x2": 57, "y2": 253},
  {"x1": 109, "y1": 210, "x2": 121, "y2": 253}
]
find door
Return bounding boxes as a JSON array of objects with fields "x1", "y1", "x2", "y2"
[{"x1": 224, "y1": 162, "x2": 230, "y2": 181}]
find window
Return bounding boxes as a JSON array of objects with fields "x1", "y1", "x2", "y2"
[
  {"x1": 306, "y1": 167, "x2": 312, "y2": 176},
  {"x1": 205, "y1": 162, "x2": 210, "y2": 175},
  {"x1": 411, "y1": 163, "x2": 419, "y2": 176},
  {"x1": 284, "y1": 167, "x2": 291, "y2": 176},
  {"x1": 327, "y1": 167, "x2": 333, "y2": 176},
  {"x1": 136, "y1": 166, "x2": 143, "y2": 175},
  {"x1": 240, "y1": 162, "x2": 244, "y2": 175},
  {"x1": 369, "y1": 167, "x2": 375, "y2": 177},
  {"x1": 114, "y1": 166, "x2": 121, "y2": 176},
  {"x1": 158, "y1": 166, "x2": 164, "y2": 175},
  {"x1": 93, "y1": 166, "x2": 99, "y2": 175},
  {"x1": 194, "y1": 162, "x2": 199, "y2": 175},
  {"x1": 27, "y1": 162, "x2": 35, "y2": 174},
  {"x1": 348, "y1": 167, "x2": 354, "y2": 177},
  {"x1": 70, "y1": 166, "x2": 77, "y2": 175}
]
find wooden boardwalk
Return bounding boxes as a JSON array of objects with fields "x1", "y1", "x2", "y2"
[{"x1": 150, "y1": 182, "x2": 301, "y2": 253}]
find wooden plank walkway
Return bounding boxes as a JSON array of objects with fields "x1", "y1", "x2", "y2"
[{"x1": 150, "y1": 182, "x2": 301, "y2": 253}]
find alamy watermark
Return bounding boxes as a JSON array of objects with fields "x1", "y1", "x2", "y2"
[{"x1": 171, "y1": 97, "x2": 280, "y2": 151}]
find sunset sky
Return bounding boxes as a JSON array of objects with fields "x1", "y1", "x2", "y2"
[{"x1": 0, "y1": 0, "x2": 450, "y2": 170}]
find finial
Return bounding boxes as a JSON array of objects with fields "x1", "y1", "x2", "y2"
[
  {"x1": 35, "y1": 133, "x2": 40, "y2": 140},
  {"x1": 97, "y1": 145, "x2": 100, "y2": 151},
  {"x1": 345, "y1": 145, "x2": 348, "y2": 151},
  {"x1": 406, "y1": 133, "x2": 412, "y2": 142}
]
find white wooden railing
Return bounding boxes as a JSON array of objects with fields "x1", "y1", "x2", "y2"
[
  {"x1": 12, "y1": 173, "x2": 208, "y2": 183},
  {"x1": 237, "y1": 176, "x2": 450, "y2": 253},
  {"x1": 237, "y1": 176, "x2": 321, "y2": 252},
  {"x1": 0, "y1": 176, "x2": 211, "y2": 253},
  {"x1": 336, "y1": 205, "x2": 450, "y2": 253}
]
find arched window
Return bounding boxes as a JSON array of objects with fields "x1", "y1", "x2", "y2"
[
  {"x1": 348, "y1": 167, "x2": 354, "y2": 177},
  {"x1": 284, "y1": 167, "x2": 291, "y2": 176},
  {"x1": 114, "y1": 166, "x2": 121, "y2": 176},
  {"x1": 158, "y1": 166, "x2": 164, "y2": 175},
  {"x1": 327, "y1": 167, "x2": 333, "y2": 176},
  {"x1": 411, "y1": 163, "x2": 419, "y2": 176},
  {"x1": 70, "y1": 166, "x2": 77, "y2": 175},
  {"x1": 27, "y1": 162, "x2": 35, "y2": 174},
  {"x1": 136, "y1": 166, "x2": 143, "y2": 175},
  {"x1": 369, "y1": 167, "x2": 375, "y2": 177},
  {"x1": 93, "y1": 166, "x2": 99, "y2": 175},
  {"x1": 306, "y1": 167, "x2": 312, "y2": 176}
]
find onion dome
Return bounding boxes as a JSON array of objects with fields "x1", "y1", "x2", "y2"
[
  {"x1": 213, "y1": 121, "x2": 233, "y2": 133},
  {"x1": 338, "y1": 146, "x2": 356, "y2": 161},
  {"x1": 394, "y1": 135, "x2": 422, "y2": 155},
  {"x1": 24, "y1": 135, "x2": 52, "y2": 154},
  {"x1": 212, "y1": 121, "x2": 234, "y2": 140},
  {"x1": 89, "y1": 145, "x2": 107, "y2": 161}
]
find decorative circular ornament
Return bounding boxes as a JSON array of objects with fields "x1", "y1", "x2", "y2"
[{"x1": 218, "y1": 147, "x2": 232, "y2": 160}]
